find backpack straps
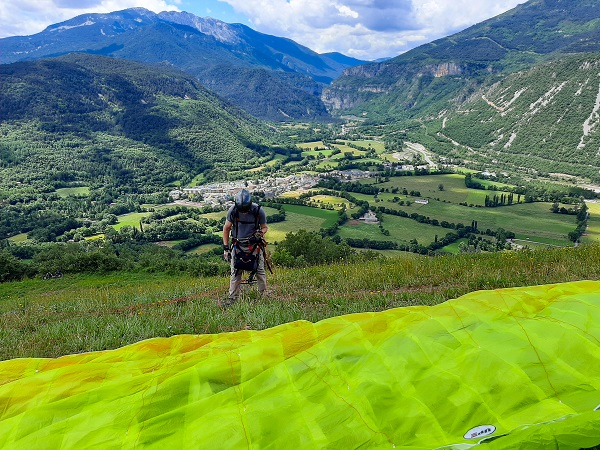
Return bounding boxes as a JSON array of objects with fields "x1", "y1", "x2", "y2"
[
  {"x1": 254, "y1": 205, "x2": 261, "y2": 230},
  {"x1": 232, "y1": 204, "x2": 261, "y2": 239}
]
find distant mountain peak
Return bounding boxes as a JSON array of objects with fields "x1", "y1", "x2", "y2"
[
  {"x1": 0, "y1": 6, "x2": 366, "y2": 121},
  {"x1": 157, "y1": 11, "x2": 240, "y2": 44}
]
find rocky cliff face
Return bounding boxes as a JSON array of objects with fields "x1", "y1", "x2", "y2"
[
  {"x1": 322, "y1": 61, "x2": 478, "y2": 111},
  {"x1": 321, "y1": 88, "x2": 362, "y2": 110},
  {"x1": 429, "y1": 62, "x2": 464, "y2": 78}
]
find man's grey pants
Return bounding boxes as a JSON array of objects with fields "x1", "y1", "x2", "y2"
[{"x1": 229, "y1": 250, "x2": 267, "y2": 300}]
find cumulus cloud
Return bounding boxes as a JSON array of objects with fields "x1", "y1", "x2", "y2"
[
  {"x1": 218, "y1": 0, "x2": 523, "y2": 59},
  {"x1": 0, "y1": 0, "x2": 179, "y2": 38},
  {"x1": 0, "y1": 0, "x2": 525, "y2": 60}
]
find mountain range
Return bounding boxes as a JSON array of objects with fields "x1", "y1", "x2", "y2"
[
  {"x1": 318, "y1": 0, "x2": 600, "y2": 182},
  {"x1": 0, "y1": 8, "x2": 366, "y2": 121},
  {"x1": 324, "y1": 0, "x2": 600, "y2": 119},
  {"x1": 2, "y1": 0, "x2": 600, "y2": 185}
]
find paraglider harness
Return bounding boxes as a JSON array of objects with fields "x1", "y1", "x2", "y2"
[{"x1": 230, "y1": 205, "x2": 273, "y2": 284}]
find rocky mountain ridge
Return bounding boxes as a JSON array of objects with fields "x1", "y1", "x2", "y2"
[{"x1": 0, "y1": 8, "x2": 366, "y2": 121}]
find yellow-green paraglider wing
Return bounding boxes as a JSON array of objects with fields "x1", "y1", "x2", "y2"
[{"x1": 1, "y1": 281, "x2": 599, "y2": 449}]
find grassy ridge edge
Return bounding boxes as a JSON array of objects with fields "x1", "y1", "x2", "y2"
[{"x1": 1, "y1": 245, "x2": 599, "y2": 360}]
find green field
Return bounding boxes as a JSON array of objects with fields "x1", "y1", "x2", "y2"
[
  {"x1": 280, "y1": 204, "x2": 338, "y2": 227},
  {"x1": 301, "y1": 149, "x2": 336, "y2": 157},
  {"x1": 297, "y1": 141, "x2": 326, "y2": 150},
  {"x1": 418, "y1": 200, "x2": 568, "y2": 244},
  {"x1": 338, "y1": 213, "x2": 441, "y2": 245},
  {"x1": 8, "y1": 233, "x2": 29, "y2": 243},
  {"x1": 55, "y1": 187, "x2": 90, "y2": 197},
  {"x1": 315, "y1": 160, "x2": 341, "y2": 170},
  {"x1": 268, "y1": 205, "x2": 338, "y2": 243},
  {"x1": 309, "y1": 195, "x2": 351, "y2": 209},
  {"x1": 200, "y1": 211, "x2": 228, "y2": 220},
  {"x1": 268, "y1": 213, "x2": 327, "y2": 243},
  {"x1": 348, "y1": 140, "x2": 386, "y2": 153},
  {"x1": 582, "y1": 201, "x2": 600, "y2": 244},
  {"x1": 350, "y1": 187, "x2": 576, "y2": 247},
  {"x1": 188, "y1": 243, "x2": 220, "y2": 255},
  {"x1": 330, "y1": 144, "x2": 364, "y2": 157},
  {"x1": 359, "y1": 174, "x2": 514, "y2": 206},
  {"x1": 266, "y1": 154, "x2": 286, "y2": 166},
  {"x1": 440, "y1": 238, "x2": 469, "y2": 254},
  {"x1": 113, "y1": 212, "x2": 152, "y2": 230}
]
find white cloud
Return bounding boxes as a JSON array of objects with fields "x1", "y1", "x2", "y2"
[
  {"x1": 217, "y1": 0, "x2": 524, "y2": 59},
  {"x1": 0, "y1": 0, "x2": 179, "y2": 38},
  {"x1": 337, "y1": 5, "x2": 359, "y2": 19},
  {"x1": 0, "y1": 0, "x2": 526, "y2": 59}
]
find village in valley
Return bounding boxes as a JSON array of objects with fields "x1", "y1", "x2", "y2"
[{"x1": 169, "y1": 170, "x2": 373, "y2": 208}]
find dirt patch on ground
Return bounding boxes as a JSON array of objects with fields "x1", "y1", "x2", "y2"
[{"x1": 348, "y1": 220, "x2": 361, "y2": 226}]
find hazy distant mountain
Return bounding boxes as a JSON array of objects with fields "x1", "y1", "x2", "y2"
[
  {"x1": 323, "y1": 0, "x2": 600, "y2": 120},
  {"x1": 0, "y1": 8, "x2": 367, "y2": 121}
]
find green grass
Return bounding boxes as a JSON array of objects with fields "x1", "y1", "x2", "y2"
[
  {"x1": 188, "y1": 243, "x2": 220, "y2": 255},
  {"x1": 280, "y1": 204, "x2": 338, "y2": 228},
  {"x1": 1, "y1": 245, "x2": 599, "y2": 360},
  {"x1": 309, "y1": 195, "x2": 351, "y2": 209},
  {"x1": 268, "y1": 206, "x2": 338, "y2": 243},
  {"x1": 440, "y1": 238, "x2": 469, "y2": 254},
  {"x1": 338, "y1": 213, "x2": 441, "y2": 244},
  {"x1": 315, "y1": 160, "x2": 341, "y2": 170},
  {"x1": 301, "y1": 149, "x2": 335, "y2": 157},
  {"x1": 266, "y1": 154, "x2": 286, "y2": 166},
  {"x1": 296, "y1": 141, "x2": 325, "y2": 150},
  {"x1": 582, "y1": 202, "x2": 600, "y2": 244},
  {"x1": 8, "y1": 233, "x2": 29, "y2": 243},
  {"x1": 55, "y1": 186, "x2": 90, "y2": 197},
  {"x1": 348, "y1": 139, "x2": 386, "y2": 153},
  {"x1": 113, "y1": 212, "x2": 152, "y2": 230},
  {"x1": 201, "y1": 211, "x2": 228, "y2": 220},
  {"x1": 330, "y1": 143, "x2": 365, "y2": 157}
]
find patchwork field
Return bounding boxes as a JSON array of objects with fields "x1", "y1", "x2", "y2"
[
  {"x1": 582, "y1": 201, "x2": 600, "y2": 244},
  {"x1": 351, "y1": 194, "x2": 575, "y2": 246},
  {"x1": 109, "y1": 174, "x2": 590, "y2": 254},
  {"x1": 359, "y1": 174, "x2": 514, "y2": 206}
]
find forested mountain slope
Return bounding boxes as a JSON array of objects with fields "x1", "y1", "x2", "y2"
[
  {"x1": 323, "y1": 0, "x2": 600, "y2": 120},
  {"x1": 435, "y1": 53, "x2": 600, "y2": 182},
  {"x1": 0, "y1": 54, "x2": 281, "y2": 194},
  {"x1": 0, "y1": 8, "x2": 366, "y2": 121}
]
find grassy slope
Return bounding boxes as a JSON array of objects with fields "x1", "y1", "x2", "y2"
[{"x1": 1, "y1": 245, "x2": 599, "y2": 360}]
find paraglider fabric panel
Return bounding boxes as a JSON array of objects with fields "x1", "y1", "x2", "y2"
[{"x1": 0, "y1": 280, "x2": 599, "y2": 449}]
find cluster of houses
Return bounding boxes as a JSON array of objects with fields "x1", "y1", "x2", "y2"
[
  {"x1": 168, "y1": 170, "x2": 395, "y2": 226},
  {"x1": 166, "y1": 174, "x2": 309, "y2": 207},
  {"x1": 169, "y1": 171, "x2": 375, "y2": 208},
  {"x1": 169, "y1": 176, "x2": 310, "y2": 207}
]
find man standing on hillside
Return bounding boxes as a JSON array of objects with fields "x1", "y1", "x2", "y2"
[{"x1": 222, "y1": 189, "x2": 269, "y2": 306}]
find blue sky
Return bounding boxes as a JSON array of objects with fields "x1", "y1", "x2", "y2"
[{"x1": 0, "y1": 0, "x2": 525, "y2": 60}]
